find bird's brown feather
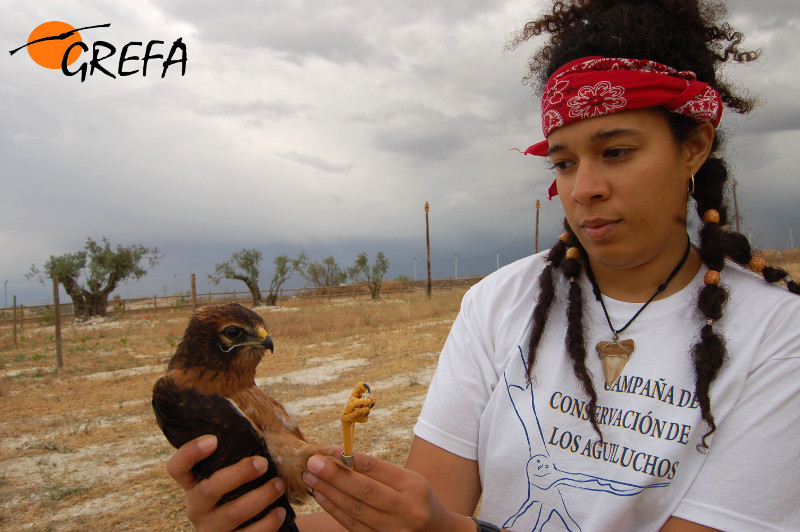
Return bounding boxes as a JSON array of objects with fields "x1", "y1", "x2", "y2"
[
  {"x1": 228, "y1": 384, "x2": 338, "y2": 501},
  {"x1": 152, "y1": 373, "x2": 297, "y2": 530},
  {"x1": 152, "y1": 303, "x2": 334, "y2": 531}
]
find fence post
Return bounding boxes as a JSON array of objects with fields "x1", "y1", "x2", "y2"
[
  {"x1": 191, "y1": 274, "x2": 197, "y2": 311},
  {"x1": 12, "y1": 295, "x2": 17, "y2": 346},
  {"x1": 233, "y1": 289, "x2": 236, "y2": 302},
  {"x1": 53, "y1": 276, "x2": 63, "y2": 369},
  {"x1": 153, "y1": 295, "x2": 157, "y2": 317}
]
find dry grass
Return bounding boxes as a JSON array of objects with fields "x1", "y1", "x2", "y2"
[
  {"x1": 761, "y1": 249, "x2": 800, "y2": 280},
  {"x1": 0, "y1": 289, "x2": 467, "y2": 531}
]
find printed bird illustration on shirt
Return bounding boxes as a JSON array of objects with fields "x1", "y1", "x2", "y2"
[
  {"x1": 152, "y1": 303, "x2": 375, "y2": 530},
  {"x1": 503, "y1": 346, "x2": 668, "y2": 531}
]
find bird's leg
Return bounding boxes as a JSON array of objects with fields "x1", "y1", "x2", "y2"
[{"x1": 340, "y1": 382, "x2": 376, "y2": 468}]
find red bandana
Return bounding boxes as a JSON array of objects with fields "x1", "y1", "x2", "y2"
[{"x1": 521, "y1": 57, "x2": 723, "y2": 199}]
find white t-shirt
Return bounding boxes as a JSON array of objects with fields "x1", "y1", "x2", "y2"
[{"x1": 414, "y1": 252, "x2": 800, "y2": 531}]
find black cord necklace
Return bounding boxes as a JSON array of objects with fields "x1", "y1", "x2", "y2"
[{"x1": 585, "y1": 235, "x2": 692, "y2": 387}]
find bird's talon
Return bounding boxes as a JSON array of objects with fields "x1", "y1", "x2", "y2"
[{"x1": 341, "y1": 382, "x2": 376, "y2": 468}]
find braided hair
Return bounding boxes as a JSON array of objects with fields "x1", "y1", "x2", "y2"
[{"x1": 512, "y1": 0, "x2": 800, "y2": 451}]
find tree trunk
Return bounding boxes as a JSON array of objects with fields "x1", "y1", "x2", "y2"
[
  {"x1": 86, "y1": 292, "x2": 109, "y2": 318},
  {"x1": 369, "y1": 283, "x2": 380, "y2": 299},
  {"x1": 264, "y1": 293, "x2": 277, "y2": 306},
  {"x1": 59, "y1": 277, "x2": 90, "y2": 321},
  {"x1": 71, "y1": 296, "x2": 90, "y2": 320},
  {"x1": 246, "y1": 281, "x2": 263, "y2": 306}
]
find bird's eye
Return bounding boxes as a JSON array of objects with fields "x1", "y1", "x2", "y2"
[{"x1": 223, "y1": 326, "x2": 244, "y2": 340}]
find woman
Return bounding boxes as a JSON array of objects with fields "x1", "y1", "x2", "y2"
[{"x1": 167, "y1": 1, "x2": 800, "y2": 530}]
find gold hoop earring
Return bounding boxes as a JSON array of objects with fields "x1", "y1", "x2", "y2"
[{"x1": 687, "y1": 174, "x2": 695, "y2": 196}]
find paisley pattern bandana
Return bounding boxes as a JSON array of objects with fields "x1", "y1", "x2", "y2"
[{"x1": 521, "y1": 56, "x2": 724, "y2": 199}]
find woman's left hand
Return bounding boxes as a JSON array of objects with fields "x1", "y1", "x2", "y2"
[{"x1": 302, "y1": 448, "x2": 476, "y2": 532}]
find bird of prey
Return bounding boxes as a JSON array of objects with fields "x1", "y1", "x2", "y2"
[{"x1": 152, "y1": 303, "x2": 375, "y2": 531}]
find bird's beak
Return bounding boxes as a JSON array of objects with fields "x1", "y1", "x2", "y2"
[{"x1": 257, "y1": 327, "x2": 274, "y2": 352}]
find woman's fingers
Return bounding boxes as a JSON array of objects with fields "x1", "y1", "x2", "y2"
[
  {"x1": 238, "y1": 505, "x2": 288, "y2": 532},
  {"x1": 302, "y1": 455, "x2": 387, "y2": 531},
  {"x1": 305, "y1": 474, "x2": 378, "y2": 532},
  {"x1": 304, "y1": 453, "x2": 444, "y2": 531},
  {"x1": 351, "y1": 451, "x2": 409, "y2": 487},
  {"x1": 187, "y1": 455, "x2": 272, "y2": 521},
  {"x1": 314, "y1": 480, "x2": 383, "y2": 532},
  {"x1": 166, "y1": 437, "x2": 292, "y2": 531},
  {"x1": 306, "y1": 454, "x2": 404, "y2": 513},
  {"x1": 238, "y1": 507, "x2": 288, "y2": 532},
  {"x1": 194, "y1": 477, "x2": 288, "y2": 532},
  {"x1": 166, "y1": 434, "x2": 218, "y2": 489},
  {"x1": 311, "y1": 449, "x2": 413, "y2": 495}
]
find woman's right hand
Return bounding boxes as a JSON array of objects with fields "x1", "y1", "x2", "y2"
[{"x1": 166, "y1": 435, "x2": 290, "y2": 532}]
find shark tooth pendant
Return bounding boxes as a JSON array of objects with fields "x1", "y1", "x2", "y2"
[
  {"x1": 596, "y1": 333, "x2": 634, "y2": 387},
  {"x1": 586, "y1": 237, "x2": 692, "y2": 389}
]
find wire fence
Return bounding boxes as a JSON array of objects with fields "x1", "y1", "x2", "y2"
[
  {"x1": 0, "y1": 276, "x2": 483, "y2": 333},
  {"x1": 5, "y1": 247, "x2": 796, "y2": 336}
]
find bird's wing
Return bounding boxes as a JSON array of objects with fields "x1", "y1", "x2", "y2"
[{"x1": 152, "y1": 374, "x2": 298, "y2": 531}]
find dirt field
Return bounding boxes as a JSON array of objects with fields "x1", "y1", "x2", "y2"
[
  {"x1": 761, "y1": 248, "x2": 800, "y2": 280},
  {"x1": 3, "y1": 249, "x2": 797, "y2": 531},
  {"x1": 0, "y1": 289, "x2": 467, "y2": 531}
]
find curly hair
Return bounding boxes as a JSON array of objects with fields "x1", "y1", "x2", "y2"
[{"x1": 514, "y1": 0, "x2": 800, "y2": 451}]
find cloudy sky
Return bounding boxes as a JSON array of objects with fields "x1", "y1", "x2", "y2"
[{"x1": 2, "y1": 0, "x2": 798, "y2": 306}]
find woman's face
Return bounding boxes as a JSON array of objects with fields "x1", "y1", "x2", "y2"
[{"x1": 547, "y1": 109, "x2": 701, "y2": 272}]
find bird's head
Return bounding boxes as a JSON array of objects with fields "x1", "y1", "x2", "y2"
[{"x1": 169, "y1": 303, "x2": 274, "y2": 377}]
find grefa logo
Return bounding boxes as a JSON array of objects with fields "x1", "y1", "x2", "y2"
[{"x1": 9, "y1": 21, "x2": 187, "y2": 82}]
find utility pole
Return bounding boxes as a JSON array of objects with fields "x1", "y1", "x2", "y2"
[
  {"x1": 414, "y1": 257, "x2": 417, "y2": 281},
  {"x1": 535, "y1": 199, "x2": 541, "y2": 253},
  {"x1": 425, "y1": 202, "x2": 432, "y2": 298}
]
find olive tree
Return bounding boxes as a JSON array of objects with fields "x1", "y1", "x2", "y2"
[
  {"x1": 303, "y1": 256, "x2": 347, "y2": 288},
  {"x1": 348, "y1": 251, "x2": 390, "y2": 299},
  {"x1": 28, "y1": 237, "x2": 161, "y2": 320},
  {"x1": 209, "y1": 248, "x2": 265, "y2": 306},
  {"x1": 265, "y1": 252, "x2": 307, "y2": 306},
  {"x1": 211, "y1": 250, "x2": 307, "y2": 307}
]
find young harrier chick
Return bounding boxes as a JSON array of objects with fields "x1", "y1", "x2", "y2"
[{"x1": 152, "y1": 303, "x2": 375, "y2": 530}]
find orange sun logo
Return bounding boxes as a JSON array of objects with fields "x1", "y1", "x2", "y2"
[
  {"x1": 25, "y1": 21, "x2": 84, "y2": 69},
  {"x1": 10, "y1": 22, "x2": 188, "y2": 82}
]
